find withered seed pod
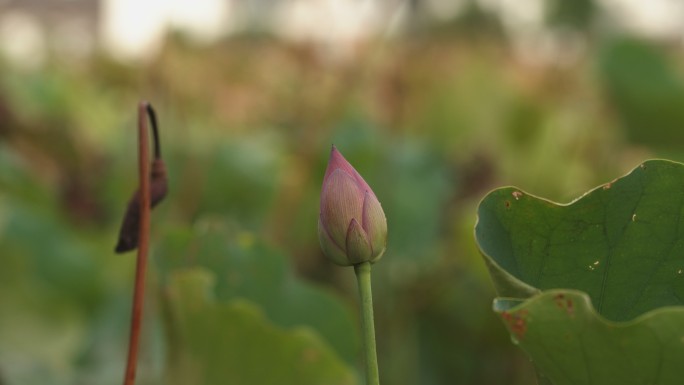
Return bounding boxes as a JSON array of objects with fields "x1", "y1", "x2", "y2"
[{"x1": 114, "y1": 104, "x2": 168, "y2": 253}]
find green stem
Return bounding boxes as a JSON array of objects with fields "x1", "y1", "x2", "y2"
[{"x1": 354, "y1": 262, "x2": 380, "y2": 385}]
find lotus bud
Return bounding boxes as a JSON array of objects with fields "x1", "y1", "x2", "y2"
[{"x1": 318, "y1": 146, "x2": 387, "y2": 266}]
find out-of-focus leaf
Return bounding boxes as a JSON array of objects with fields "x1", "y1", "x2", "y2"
[
  {"x1": 476, "y1": 160, "x2": 684, "y2": 384},
  {"x1": 164, "y1": 269, "x2": 357, "y2": 385},
  {"x1": 599, "y1": 38, "x2": 684, "y2": 148},
  {"x1": 0, "y1": 196, "x2": 102, "y2": 311},
  {"x1": 0, "y1": 194, "x2": 106, "y2": 385},
  {"x1": 382, "y1": 142, "x2": 452, "y2": 265},
  {"x1": 194, "y1": 136, "x2": 283, "y2": 228},
  {"x1": 155, "y1": 219, "x2": 359, "y2": 365}
]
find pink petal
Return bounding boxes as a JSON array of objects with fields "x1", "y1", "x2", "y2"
[
  {"x1": 361, "y1": 190, "x2": 387, "y2": 259},
  {"x1": 345, "y1": 218, "x2": 371, "y2": 264},
  {"x1": 320, "y1": 168, "x2": 364, "y2": 248},
  {"x1": 318, "y1": 214, "x2": 350, "y2": 266}
]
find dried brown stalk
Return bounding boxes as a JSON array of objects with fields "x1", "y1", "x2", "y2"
[{"x1": 118, "y1": 102, "x2": 167, "y2": 385}]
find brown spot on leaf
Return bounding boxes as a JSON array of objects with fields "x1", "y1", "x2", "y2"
[
  {"x1": 602, "y1": 178, "x2": 618, "y2": 190},
  {"x1": 501, "y1": 310, "x2": 528, "y2": 340},
  {"x1": 554, "y1": 293, "x2": 575, "y2": 316}
]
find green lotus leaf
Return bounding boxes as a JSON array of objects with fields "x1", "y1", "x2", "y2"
[
  {"x1": 494, "y1": 290, "x2": 684, "y2": 385},
  {"x1": 476, "y1": 159, "x2": 684, "y2": 384},
  {"x1": 164, "y1": 268, "x2": 357, "y2": 385}
]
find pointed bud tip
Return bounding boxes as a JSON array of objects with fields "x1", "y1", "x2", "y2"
[
  {"x1": 328, "y1": 144, "x2": 345, "y2": 163},
  {"x1": 324, "y1": 145, "x2": 357, "y2": 183}
]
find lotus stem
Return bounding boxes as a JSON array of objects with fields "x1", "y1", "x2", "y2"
[{"x1": 354, "y1": 261, "x2": 380, "y2": 385}]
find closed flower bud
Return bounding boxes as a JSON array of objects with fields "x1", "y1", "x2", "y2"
[{"x1": 318, "y1": 146, "x2": 387, "y2": 266}]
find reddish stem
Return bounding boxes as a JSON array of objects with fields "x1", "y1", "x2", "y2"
[{"x1": 123, "y1": 102, "x2": 152, "y2": 385}]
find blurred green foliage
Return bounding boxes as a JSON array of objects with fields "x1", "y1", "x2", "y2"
[
  {"x1": 2, "y1": 5, "x2": 684, "y2": 384},
  {"x1": 599, "y1": 37, "x2": 684, "y2": 149},
  {"x1": 156, "y1": 220, "x2": 359, "y2": 365},
  {"x1": 165, "y1": 269, "x2": 357, "y2": 385}
]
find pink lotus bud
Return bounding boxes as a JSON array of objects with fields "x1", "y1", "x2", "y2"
[{"x1": 318, "y1": 146, "x2": 387, "y2": 266}]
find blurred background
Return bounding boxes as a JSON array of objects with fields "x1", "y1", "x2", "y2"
[{"x1": 1, "y1": 0, "x2": 684, "y2": 384}]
